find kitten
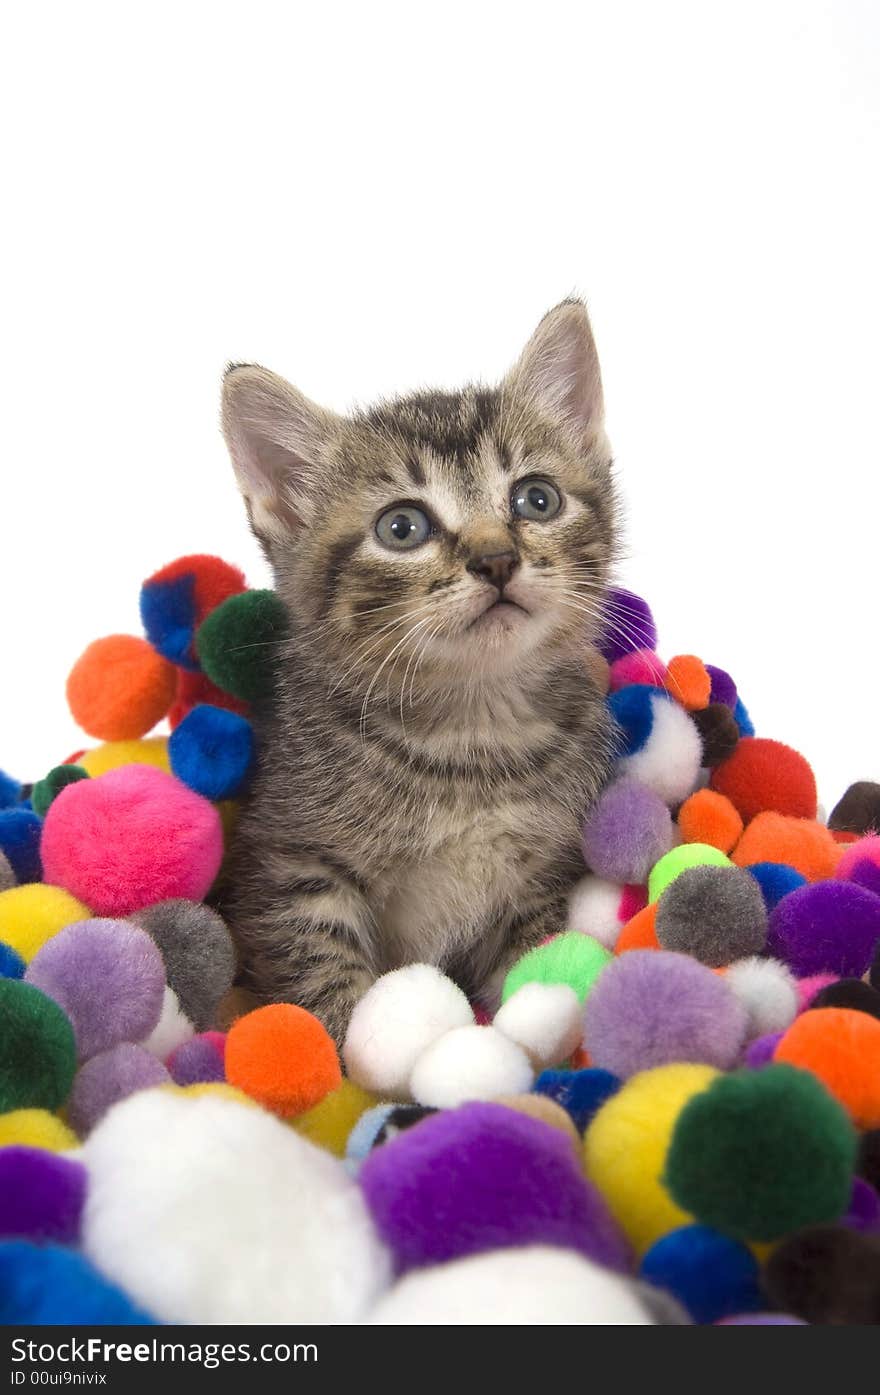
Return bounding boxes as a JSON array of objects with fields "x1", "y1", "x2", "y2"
[{"x1": 219, "y1": 300, "x2": 619, "y2": 1042}]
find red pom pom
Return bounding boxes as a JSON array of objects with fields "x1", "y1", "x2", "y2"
[{"x1": 710, "y1": 737, "x2": 818, "y2": 823}]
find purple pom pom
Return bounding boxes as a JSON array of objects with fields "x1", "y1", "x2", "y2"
[
  {"x1": 358, "y1": 1101, "x2": 631, "y2": 1275},
  {"x1": 705, "y1": 665, "x2": 738, "y2": 710},
  {"x1": 598, "y1": 589, "x2": 657, "y2": 664},
  {"x1": 66, "y1": 1044, "x2": 170, "y2": 1135},
  {"x1": 25, "y1": 920, "x2": 166, "y2": 1061},
  {"x1": 743, "y1": 1032, "x2": 784, "y2": 1069},
  {"x1": 167, "y1": 1034, "x2": 225, "y2": 1086},
  {"x1": 767, "y1": 881, "x2": 880, "y2": 978},
  {"x1": 0, "y1": 1148, "x2": 86, "y2": 1244},
  {"x1": 581, "y1": 778, "x2": 675, "y2": 884},
  {"x1": 847, "y1": 859, "x2": 880, "y2": 897},
  {"x1": 583, "y1": 951, "x2": 748, "y2": 1077},
  {"x1": 842, "y1": 1176, "x2": 880, "y2": 1234}
]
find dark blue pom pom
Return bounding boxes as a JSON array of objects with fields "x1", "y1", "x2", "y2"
[
  {"x1": 607, "y1": 684, "x2": 671, "y2": 757},
  {"x1": 0, "y1": 809, "x2": 42, "y2": 884},
  {"x1": 640, "y1": 1225, "x2": 761, "y2": 1324},
  {"x1": 0, "y1": 1241, "x2": 155, "y2": 1324},
  {"x1": 534, "y1": 1067, "x2": 621, "y2": 1131},
  {"x1": 0, "y1": 943, "x2": 26, "y2": 979},
  {"x1": 140, "y1": 572, "x2": 199, "y2": 670},
  {"x1": 0, "y1": 770, "x2": 22, "y2": 810},
  {"x1": 733, "y1": 695, "x2": 755, "y2": 737},
  {"x1": 169, "y1": 704, "x2": 255, "y2": 800},
  {"x1": 748, "y1": 861, "x2": 808, "y2": 911}
]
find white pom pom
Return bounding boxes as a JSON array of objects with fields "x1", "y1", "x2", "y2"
[
  {"x1": 567, "y1": 874, "x2": 625, "y2": 948},
  {"x1": 620, "y1": 694, "x2": 702, "y2": 806},
  {"x1": 82, "y1": 1089, "x2": 390, "y2": 1324},
  {"x1": 725, "y1": 956, "x2": 798, "y2": 1038},
  {"x1": 343, "y1": 964, "x2": 474, "y2": 1099},
  {"x1": 409, "y1": 1024, "x2": 533, "y2": 1108},
  {"x1": 493, "y1": 982, "x2": 583, "y2": 1069},
  {"x1": 365, "y1": 1245, "x2": 653, "y2": 1325},
  {"x1": 140, "y1": 985, "x2": 194, "y2": 1060}
]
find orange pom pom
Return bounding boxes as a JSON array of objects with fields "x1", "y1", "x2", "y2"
[
  {"x1": 775, "y1": 1008, "x2": 880, "y2": 1128},
  {"x1": 677, "y1": 789, "x2": 744, "y2": 854},
  {"x1": 664, "y1": 654, "x2": 711, "y2": 711},
  {"x1": 615, "y1": 902, "x2": 660, "y2": 954},
  {"x1": 66, "y1": 635, "x2": 177, "y2": 741},
  {"x1": 732, "y1": 813, "x2": 839, "y2": 882},
  {"x1": 710, "y1": 737, "x2": 817, "y2": 823},
  {"x1": 225, "y1": 1003, "x2": 341, "y2": 1117}
]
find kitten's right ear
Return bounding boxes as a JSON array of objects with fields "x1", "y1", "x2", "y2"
[{"x1": 221, "y1": 365, "x2": 342, "y2": 543}]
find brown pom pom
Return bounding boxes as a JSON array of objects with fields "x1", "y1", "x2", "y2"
[
  {"x1": 763, "y1": 1226, "x2": 880, "y2": 1325},
  {"x1": 828, "y1": 781, "x2": 880, "y2": 836},
  {"x1": 691, "y1": 704, "x2": 739, "y2": 767}
]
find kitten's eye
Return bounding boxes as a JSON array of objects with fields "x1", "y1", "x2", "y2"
[
  {"x1": 511, "y1": 477, "x2": 563, "y2": 522},
  {"x1": 375, "y1": 505, "x2": 433, "y2": 550}
]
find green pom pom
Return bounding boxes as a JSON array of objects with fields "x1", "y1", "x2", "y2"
[
  {"x1": 195, "y1": 590, "x2": 287, "y2": 702},
  {"x1": 502, "y1": 931, "x2": 612, "y2": 1005},
  {"x1": 648, "y1": 842, "x2": 731, "y2": 903},
  {"x1": 31, "y1": 765, "x2": 89, "y2": 819},
  {"x1": 664, "y1": 1063, "x2": 856, "y2": 1242},
  {"x1": 0, "y1": 979, "x2": 77, "y2": 1112}
]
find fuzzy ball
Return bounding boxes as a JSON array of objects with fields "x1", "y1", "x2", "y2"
[
  {"x1": 598, "y1": 588, "x2": 656, "y2": 663},
  {"x1": 0, "y1": 980, "x2": 76, "y2": 1112},
  {"x1": 140, "y1": 554, "x2": 246, "y2": 670},
  {"x1": 843, "y1": 1176, "x2": 880, "y2": 1233},
  {"x1": 766, "y1": 880, "x2": 880, "y2": 978},
  {"x1": 167, "y1": 1032, "x2": 226, "y2": 1087},
  {"x1": 346, "y1": 1103, "x2": 427, "y2": 1164},
  {"x1": 581, "y1": 778, "x2": 674, "y2": 884},
  {"x1": 0, "y1": 1109, "x2": 77, "y2": 1152},
  {"x1": 583, "y1": 1063, "x2": 719, "y2": 1253},
  {"x1": 664, "y1": 654, "x2": 711, "y2": 712},
  {"x1": 812, "y1": 977, "x2": 880, "y2": 1021},
  {"x1": 747, "y1": 860, "x2": 808, "y2": 910},
  {"x1": 367, "y1": 1245, "x2": 654, "y2": 1326},
  {"x1": 691, "y1": 703, "x2": 741, "y2": 768},
  {"x1": 608, "y1": 650, "x2": 668, "y2": 692},
  {"x1": 168, "y1": 703, "x2": 255, "y2": 801},
  {"x1": 618, "y1": 692, "x2": 703, "y2": 806},
  {"x1": 566, "y1": 875, "x2": 627, "y2": 949},
  {"x1": 41, "y1": 765, "x2": 224, "y2": 916},
  {"x1": 168, "y1": 667, "x2": 250, "y2": 728},
  {"x1": 0, "y1": 771, "x2": 22, "y2": 808},
  {"x1": 342, "y1": 965, "x2": 474, "y2": 1098},
  {"x1": 607, "y1": 684, "x2": 665, "y2": 755},
  {"x1": 410, "y1": 1025, "x2": 533, "y2": 1107},
  {"x1": 828, "y1": 781, "x2": 880, "y2": 837},
  {"x1": 129, "y1": 899, "x2": 235, "y2": 1031},
  {"x1": 0, "y1": 851, "x2": 15, "y2": 893},
  {"x1": 665, "y1": 1063, "x2": 856, "y2": 1241},
  {"x1": 496, "y1": 1094, "x2": 581, "y2": 1146},
  {"x1": 584, "y1": 950, "x2": 747, "y2": 1077},
  {"x1": 743, "y1": 1032, "x2": 784, "y2": 1068},
  {"x1": 762, "y1": 1226, "x2": 880, "y2": 1325},
  {"x1": 0, "y1": 1241, "x2": 155, "y2": 1324},
  {"x1": 0, "y1": 942, "x2": 24, "y2": 979},
  {"x1": 640, "y1": 1225, "x2": 761, "y2": 1325},
  {"x1": 291, "y1": 1079, "x2": 377, "y2": 1158},
  {"x1": 0, "y1": 808, "x2": 42, "y2": 883},
  {"x1": 647, "y1": 843, "x2": 731, "y2": 904},
  {"x1": 534, "y1": 1066, "x2": 621, "y2": 1131},
  {"x1": 796, "y1": 972, "x2": 839, "y2": 1012},
  {"x1": 858, "y1": 1131, "x2": 880, "y2": 1193},
  {"x1": 493, "y1": 983, "x2": 583, "y2": 1069},
  {"x1": 710, "y1": 737, "x2": 818, "y2": 823},
  {"x1": 836, "y1": 833, "x2": 880, "y2": 881},
  {"x1": 0, "y1": 1147, "x2": 86, "y2": 1243},
  {"x1": 25, "y1": 918, "x2": 165, "y2": 1060},
  {"x1": 140, "y1": 985, "x2": 195, "y2": 1060},
  {"x1": 615, "y1": 902, "x2": 660, "y2": 953},
  {"x1": 0, "y1": 884, "x2": 91, "y2": 964},
  {"x1": 774, "y1": 1007, "x2": 880, "y2": 1128},
  {"x1": 732, "y1": 812, "x2": 840, "y2": 882},
  {"x1": 81, "y1": 1088, "x2": 390, "y2": 1323},
  {"x1": 655, "y1": 864, "x2": 768, "y2": 966},
  {"x1": 66, "y1": 635, "x2": 178, "y2": 741},
  {"x1": 30, "y1": 765, "x2": 89, "y2": 819},
  {"x1": 725, "y1": 957, "x2": 798, "y2": 1039},
  {"x1": 226, "y1": 1003, "x2": 341, "y2": 1117},
  {"x1": 359, "y1": 1100, "x2": 630, "y2": 1274},
  {"x1": 706, "y1": 664, "x2": 737, "y2": 710},
  {"x1": 502, "y1": 932, "x2": 612, "y2": 1005},
  {"x1": 77, "y1": 736, "x2": 170, "y2": 778},
  {"x1": 195, "y1": 588, "x2": 288, "y2": 702},
  {"x1": 677, "y1": 789, "x2": 743, "y2": 854},
  {"x1": 66, "y1": 1044, "x2": 171, "y2": 1134}
]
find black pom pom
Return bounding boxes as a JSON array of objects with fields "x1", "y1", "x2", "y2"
[
  {"x1": 763, "y1": 1225, "x2": 880, "y2": 1324},
  {"x1": 828, "y1": 781, "x2": 880, "y2": 836},
  {"x1": 692, "y1": 704, "x2": 739, "y2": 767},
  {"x1": 812, "y1": 977, "x2": 880, "y2": 1021}
]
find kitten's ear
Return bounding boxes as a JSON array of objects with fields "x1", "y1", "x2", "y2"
[
  {"x1": 507, "y1": 299, "x2": 604, "y2": 434},
  {"x1": 221, "y1": 365, "x2": 342, "y2": 543}
]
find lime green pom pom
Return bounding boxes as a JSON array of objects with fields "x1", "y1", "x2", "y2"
[
  {"x1": 31, "y1": 765, "x2": 89, "y2": 819},
  {"x1": 195, "y1": 590, "x2": 287, "y2": 702},
  {"x1": 648, "y1": 843, "x2": 731, "y2": 903},
  {"x1": 664, "y1": 1064, "x2": 856, "y2": 1242},
  {"x1": 0, "y1": 980, "x2": 77, "y2": 1113},
  {"x1": 502, "y1": 932, "x2": 612, "y2": 1005}
]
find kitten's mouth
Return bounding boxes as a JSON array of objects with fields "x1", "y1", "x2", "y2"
[{"x1": 466, "y1": 597, "x2": 529, "y2": 633}]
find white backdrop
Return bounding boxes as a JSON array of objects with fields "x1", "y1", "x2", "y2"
[{"x1": 2, "y1": 0, "x2": 878, "y2": 807}]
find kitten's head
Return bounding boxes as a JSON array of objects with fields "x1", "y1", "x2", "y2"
[{"x1": 222, "y1": 301, "x2": 618, "y2": 698}]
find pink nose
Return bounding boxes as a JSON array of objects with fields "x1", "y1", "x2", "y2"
[{"x1": 466, "y1": 550, "x2": 519, "y2": 590}]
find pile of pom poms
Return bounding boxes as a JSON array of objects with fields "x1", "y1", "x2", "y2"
[{"x1": 2, "y1": 566, "x2": 880, "y2": 1325}]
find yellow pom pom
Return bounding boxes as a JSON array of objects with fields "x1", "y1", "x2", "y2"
[
  {"x1": 291, "y1": 1080, "x2": 377, "y2": 1156},
  {"x1": 0, "y1": 1109, "x2": 78, "y2": 1151},
  {"x1": 77, "y1": 737, "x2": 170, "y2": 778},
  {"x1": 166, "y1": 1083, "x2": 258, "y2": 1107},
  {"x1": 583, "y1": 1063, "x2": 719, "y2": 1253},
  {"x1": 0, "y1": 884, "x2": 91, "y2": 962}
]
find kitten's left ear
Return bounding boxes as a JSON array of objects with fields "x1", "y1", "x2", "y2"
[{"x1": 507, "y1": 299, "x2": 604, "y2": 434}]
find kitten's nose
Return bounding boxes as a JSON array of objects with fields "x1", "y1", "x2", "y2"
[{"x1": 467, "y1": 549, "x2": 520, "y2": 591}]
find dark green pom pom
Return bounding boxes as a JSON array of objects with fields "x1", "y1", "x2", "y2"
[
  {"x1": 664, "y1": 1063, "x2": 856, "y2": 1242},
  {"x1": 31, "y1": 766, "x2": 89, "y2": 820},
  {"x1": 0, "y1": 979, "x2": 77, "y2": 1112},
  {"x1": 195, "y1": 590, "x2": 287, "y2": 702}
]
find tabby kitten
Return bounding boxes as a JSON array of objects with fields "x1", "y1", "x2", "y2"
[{"x1": 219, "y1": 300, "x2": 619, "y2": 1042}]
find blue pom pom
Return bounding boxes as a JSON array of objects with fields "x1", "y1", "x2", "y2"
[
  {"x1": 169, "y1": 704, "x2": 255, "y2": 800},
  {"x1": 346, "y1": 1103, "x2": 397, "y2": 1166},
  {"x1": 733, "y1": 695, "x2": 755, "y2": 738},
  {"x1": 534, "y1": 1067, "x2": 621, "y2": 1131},
  {"x1": 0, "y1": 1242, "x2": 155, "y2": 1324},
  {"x1": 0, "y1": 809, "x2": 42, "y2": 883},
  {"x1": 640, "y1": 1225, "x2": 762, "y2": 1324},
  {"x1": 140, "y1": 572, "x2": 200, "y2": 669},
  {"x1": 607, "y1": 685, "x2": 672, "y2": 757},
  {"x1": 748, "y1": 861, "x2": 808, "y2": 911},
  {"x1": 0, "y1": 942, "x2": 25, "y2": 979},
  {"x1": 0, "y1": 770, "x2": 22, "y2": 809}
]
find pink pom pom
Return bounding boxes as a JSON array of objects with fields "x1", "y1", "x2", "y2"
[
  {"x1": 608, "y1": 650, "x2": 668, "y2": 692},
  {"x1": 41, "y1": 766, "x2": 223, "y2": 916},
  {"x1": 617, "y1": 884, "x2": 648, "y2": 924},
  {"x1": 795, "y1": 972, "x2": 839, "y2": 1013},
  {"x1": 837, "y1": 835, "x2": 880, "y2": 880}
]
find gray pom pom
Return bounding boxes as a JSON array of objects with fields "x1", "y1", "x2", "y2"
[
  {"x1": 655, "y1": 864, "x2": 767, "y2": 966},
  {"x1": 0, "y1": 851, "x2": 16, "y2": 893},
  {"x1": 130, "y1": 900, "x2": 236, "y2": 1030}
]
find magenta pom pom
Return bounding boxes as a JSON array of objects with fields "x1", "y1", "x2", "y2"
[
  {"x1": 66, "y1": 1044, "x2": 170, "y2": 1134},
  {"x1": 167, "y1": 1033, "x2": 226, "y2": 1086},
  {"x1": 583, "y1": 950, "x2": 748, "y2": 1077},
  {"x1": 581, "y1": 779, "x2": 675, "y2": 885},
  {"x1": 609, "y1": 650, "x2": 668, "y2": 692},
  {"x1": 40, "y1": 766, "x2": 224, "y2": 916},
  {"x1": 837, "y1": 835, "x2": 880, "y2": 881},
  {"x1": 0, "y1": 1148, "x2": 86, "y2": 1243},
  {"x1": 795, "y1": 973, "x2": 839, "y2": 1013},
  {"x1": 25, "y1": 920, "x2": 165, "y2": 1061},
  {"x1": 618, "y1": 884, "x2": 648, "y2": 923},
  {"x1": 767, "y1": 881, "x2": 880, "y2": 978}
]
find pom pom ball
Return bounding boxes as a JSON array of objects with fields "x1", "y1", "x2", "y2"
[
  {"x1": 654, "y1": 864, "x2": 767, "y2": 966},
  {"x1": 724, "y1": 956, "x2": 798, "y2": 1039},
  {"x1": 492, "y1": 982, "x2": 583, "y2": 1069},
  {"x1": 836, "y1": 833, "x2": 880, "y2": 881},
  {"x1": 640, "y1": 1225, "x2": 761, "y2": 1324},
  {"x1": 843, "y1": 1175, "x2": 880, "y2": 1233},
  {"x1": 766, "y1": 880, "x2": 880, "y2": 978},
  {"x1": 0, "y1": 771, "x2": 22, "y2": 808},
  {"x1": 195, "y1": 588, "x2": 288, "y2": 702},
  {"x1": 167, "y1": 1032, "x2": 226, "y2": 1087},
  {"x1": 677, "y1": 789, "x2": 743, "y2": 854},
  {"x1": 566, "y1": 874, "x2": 628, "y2": 948},
  {"x1": 614, "y1": 901, "x2": 660, "y2": 953},
  {"x1": 706, "y1": 664, "x2": 737, "y2": 710},
  {"x1": 608, "y1": 649, "x2": 667, "y2": 691},
  {"x1": 225, "y1": 1003, "x2": 341, "y2": 1117},
  {"x1": 581, "y1": 778, "x2": 674, "y2": 884},
  {"x1": 30, "y1": 764, "x2": 89, "y2": 819},
  {"x1": 664, "y1": 654, "x2": 711, "y2": 711},
  {"x1": 131, "y1": 898, "x2": 236, "y2": 1031},
  {"x1": 0, "y1": 1242, "x2": 155, "y2": 1324},
  {"x1": 710, "y1": 736, "x2": 818, "y2": 823},
  {"x1": 732, "y1": 812, "x2": 839, "y2": 882},
  {"x1": 342, "y1": 965, "x2": 474, "y2": 1098},
  {"x1": 41, "y1": 765, "x2": 224, "y2": 916},
  {"x1": 291, "y1": 1079, "x2": 377, "y2": 1158},
  {"x1": 647, "y1": 843, "x2": 731, "y2": 903},
  {"x1": 812, "y1": 977, "x2": 880, "y2": 1021},
  {"x1": 66, "y1": 634, "x2": 177, "y2": 741},
  {"x1": 0, "y1": 942, "x2": 25, "y2": 979},
  {"x1": 168, "y1": 667, "x2": 249, "y2": 728},
  {"x1": 66, "y1": 1043, "x2": 171, "y2": 1134},
  {"x1": 0, "y1": 980, "x2": 76, "y2": 1113},
  {"x1": 168, "y1": 703, "x2": 255, "y2": 800},
  {"x1": 0, "y1": 883, "x2": 91, "y2": 963},
  {"x1": 496, "y1": 1094, "x2": 581, "y2": 1146},
  {"x1": 140, "y1": 985, "x2": 195, "y2": 1060},
  {"x1": 0, "y1": 1109, "x2": 77, "y2": 1152},
  {"x1": 691, "y1": 703, "x2": 740, "y2": 768},
  {"x1": 534, "y1": 1066, "x2": 621, "y2": 1131},
  {"x1": 747, "y1": 860, "x2": 808, "y2": 910},
  {"x1": 828, "y1": 781, "x2": 880, "y2": 837},
  {"x1": 762, "y1": 1226, "x2": 880, "y2": 1326},
  {"x1": 598, "y1": 588, "x2": 656, "y2": 663},
  {"x1": 774, "y1": 1007, "x2": 880, "y2": 1128},
  {"x1": 139, "y1": 553, "x2": 246, "y2": 670},
  {"x1": 502, "y1": 932, "x2": 612, "y2": 1005},
  {"x1": 0, "y1": 808, "x2": 42, "y2": 883},
  {"x1": 409, "y1": 1025, "x2": 533, "y2": 1107},
  {"x1": 0, "y1": 851, "x2": 15, "y2": 893},
  {"x1": 76, "y1": 736, "x2": 169, "y2": 778},
  {"x1": 615, "y1": 691, "x2": 702, "y2": 806},
  {"x1": 0, "y1": 1147, "x2": 86, "y2": 1243}
]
